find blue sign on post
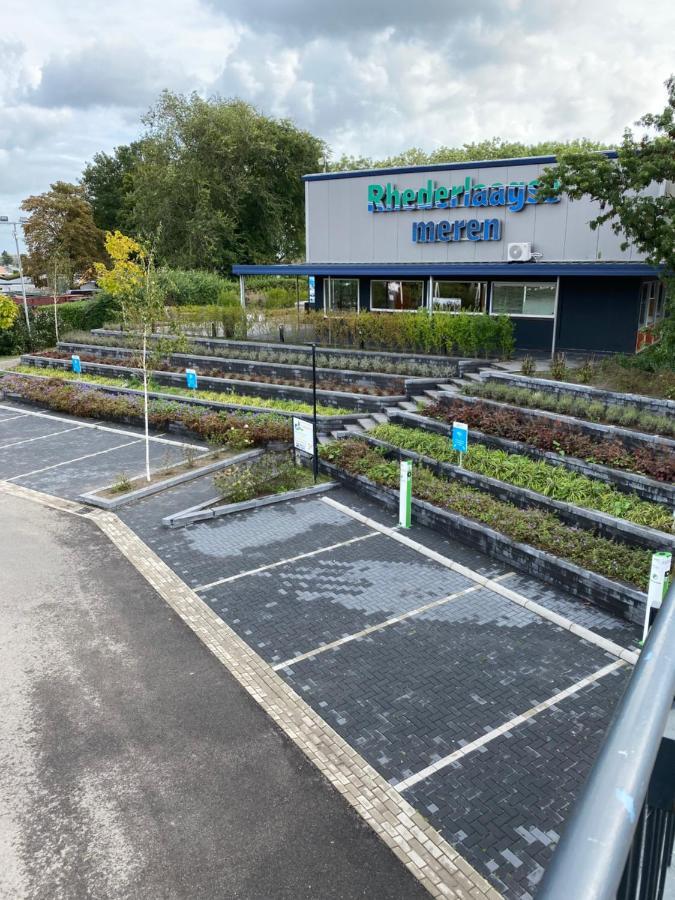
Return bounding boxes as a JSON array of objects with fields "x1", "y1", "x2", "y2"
[
  {"x1": 71, "y1": 354, "x2": 81, "y2": 374},
  {"x1": 452, "y1": 421, "x2": 468, "y2": 453},
  {"x1": 308, "y1": 275, "x2": 316, "y2": 306},
  {"x1": 185, "y1": 368, "x2": 198, "y2": 390}
]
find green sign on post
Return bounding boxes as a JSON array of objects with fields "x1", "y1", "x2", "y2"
[
  {"x1": 399, "y1": 459, "x2": 412, "y2": 529},
  {"x1": 641, "y1": 550, "x2": 672, "y2": 645}
]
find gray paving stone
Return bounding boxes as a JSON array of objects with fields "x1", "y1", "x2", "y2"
[
  {"x1": 404, "y1": 669, "x2": 629, "y2": 900},
  {"x1": 205, "y1": 533, "x2": 473, "y2": 663},
  {"x1": 281, "y1": 589, "x2": 621, "y2": 785}
]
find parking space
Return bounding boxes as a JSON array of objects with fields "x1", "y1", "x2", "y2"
[
  {"x1": 0, "y1": 405, "x2": 638, "y2": 899},
  {"x1": 0, "y1": 403, "x2": 208, "y2": 499}
]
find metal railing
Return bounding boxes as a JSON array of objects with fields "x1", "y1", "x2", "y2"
[{"x1": 538, "y1": 582, "x2": 675, "y2": 900}]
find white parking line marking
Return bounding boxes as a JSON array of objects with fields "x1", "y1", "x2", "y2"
[
  {"x1": 0, "y1": 425, "x2": 85, "y2": 450},
  {"x1": 0, "y1": 404, "x2": 205, "y2": 450},
  {"x1": 273, "y1": 573, "x2": 515, "y2": 671},
  {"x1": 0, "y1": 413, "x2": 29, "y2": 423},
  {"x1": 194, "y1": 532, "x2": 379, "y2": 593},
  {"x1": 7, "y1": 438, "x2": 142, "y2": 481},
  {"x1": 321, "y1": 497, "x2": 639, "y2": 666},
  {"x1": 395, "y1": 659, "x2": 625, "y2": 793}
]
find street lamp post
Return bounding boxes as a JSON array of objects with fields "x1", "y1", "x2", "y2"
[{"x1": 0, "y1": 216, "x2": 31, "y2": 338}]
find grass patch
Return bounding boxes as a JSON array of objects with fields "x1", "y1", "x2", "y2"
[
  {"x1": 11, "y1": 364, "x2": 349, "y2": 415},
  {"x1": 320, "y1": 440, "x2": 652, "y2": 590},
  {"x1": 370, "y1": 423, "x2": 673, "y2": 532}
]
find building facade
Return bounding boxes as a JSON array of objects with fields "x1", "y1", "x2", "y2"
[{"x1": 234, "y1": 153, "x2": 667, "y2": 354}]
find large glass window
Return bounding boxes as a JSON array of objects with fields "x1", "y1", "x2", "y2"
[
  {"x1": 431, "y1": 281, "x2": 488, "y2": 314},
  {"x1": 371, "y1": 280, "x2": 425, "y2": 312},
  {"x1": 326, "y1": 278, "x2": 359, "y2": 312},
  {"x1": 491, "y1": 282, "x2": 557, "y2": 317}
]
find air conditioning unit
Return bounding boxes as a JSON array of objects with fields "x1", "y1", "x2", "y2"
[{"x1": 507, "y1": 242, "x2": 533, "y2": 262}]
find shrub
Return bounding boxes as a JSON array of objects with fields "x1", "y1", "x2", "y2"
[
  {"x1": 214, "y1": 451, "x2": 310, "y2": 503},
  {"x1": 424, "y1": 397, "x2": 675, "y2": 482},
  {"x1": 320, "y1": 440, "x2": 652, "y2": 589},
  {"x1": 369, "y1": 423, "x2": 673, "y2": 531},
  {"x1": 158, "y1": 269, "x2": 240, "y2": 307},
  {"x1": 550, "y1": 352, "x2": 567, "y2": 380},
  {"x1": 520, "y1": 355, "x2": 536, "y2": 377}
]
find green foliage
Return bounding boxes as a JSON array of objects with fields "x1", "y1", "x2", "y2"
[
  {"x1": 0, "y1": 297, "x2": 115, "y2": 355},
  {"x1": 538, "y1": 76, "x2": 675, "y2": 365},
  {"x1": 321, "y1": 440, "x2": 651, "y2": 588},
  {"x1": 12, "y1": 364, "x2": 349, "y2": 415},
  {"x1": 215, "y1": 451, "x2": 313, "y2": 503},
  {"x1": 370, "y1": 423, "x2": 673, "y2": 531},
  {"x1": 520, "y1": 356, "x2": 536, "y2": 377},
  {"x1": 164, "y1": 304, "x2": 248, "y2": 338},
  {"x1": 20, "y1": 181, "x2": 105, "y2": 284},
  {"x1": 549, "y1": 352, "x2": 567, "y2": 381},
  {"x1": 0, "y1": 295, "x2": 19, "y2": 330},
  {"x1": 464, "y1": 381, "x2": 675, "y2": 437},
  {"x1": 329, "y1": 138, "x2": 611, "y2": 172},
  {"x1": 114, "y1": 92, "x2": 325, "y2": 270},
  {"x1": 307, "y1": 311, "x2": 514, "y2": 357},
  {"x1": 81, "y1": 143, "x2": 141, "y2": 232},
  {"x1": 158, "y1": 268, "x2": 239, "y2": 306}
]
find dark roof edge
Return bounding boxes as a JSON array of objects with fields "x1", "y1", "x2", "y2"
[{"x1": 303, "y1": 151, "x2": 619, "y2": 182}]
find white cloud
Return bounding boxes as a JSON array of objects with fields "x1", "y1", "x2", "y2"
[{"x1": 1, "y1": 0, "x2": 674, "y2": 251}]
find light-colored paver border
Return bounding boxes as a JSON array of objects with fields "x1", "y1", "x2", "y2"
[{"x1": 0, "y1": 478, "x2": 501, "y2": 900}]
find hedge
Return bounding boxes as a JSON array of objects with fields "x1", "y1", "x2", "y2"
[
  {"x1": 305, "y1": 310, "x2": 514, "y2": 357},
  {"x1": 0, "y1": 293, "x2": 117, "y2": 355}
]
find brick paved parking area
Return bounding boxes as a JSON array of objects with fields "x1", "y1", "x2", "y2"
[
  {"x1": 0, "y1": 402, "x2": 642, "y2": 899},
  {"x1": 116, "y1": 481, "x2": 639, "y2": 899},
  {"x1": 0, "y1": 402, "x2": 208, "y2": 499}
]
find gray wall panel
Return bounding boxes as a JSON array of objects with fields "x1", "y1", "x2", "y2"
[{"x1": 305, "y1": 161, "x2": 650, "y2": 265}]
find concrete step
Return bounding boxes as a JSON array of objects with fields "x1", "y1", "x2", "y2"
[
  {"x1": 411, "y1": 394, "x2": 430, "y2": 404},
  {"x1": 462, "y1": 371, "x2": 484, "y2": 383},
  {"x1": 437, "y1": 383, "x2": 460, "y2": 392},
  {"x1": 371, "y1": 412, "x2": 389, "y2": 424},
  {"x1": 424, "y1": 389, "x2": 444, "y2": 400},
  {"x1": 317, "y1": 433, "x2": 334, "y2": 446},
  {"x1": 397, "y1": 401, "x2": 419, "y2": 411},
  {"x1": 357, "y1": 417, "x2": 378, "y2": 431},
  {"x1": 343, "y1": 423, "x2": 365, "y2": 434}
]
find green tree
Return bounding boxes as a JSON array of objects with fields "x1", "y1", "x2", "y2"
[
  {"x1": 95, "y1": 231, "x2": 165, "y2": 481},
  {"x1": 330, "y1": 138, "x2": 610, "y2": 172},
  {"x1": 0, "y1": 295, "x2": 18, "y2": 330},
  {"x1": 81, "y1": 143, "x2": 141, "y2": 232},
  {"x1": 128, "y1": 91, "x2": 325, "y2": 270},
  {"x1": 20, "y1": 182, "x2": 106, "y2": 285},
  {"x1": 537, "y1": 76, "x2": 675, "y2": 363},
  {"x1": 0, "y1": 250, "x2": 14, "y2": 267}
]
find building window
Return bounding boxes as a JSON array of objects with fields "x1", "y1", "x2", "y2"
[
  {"x1": 491, "y1": 282, "x2": 557, "y2": 317},
  {"x1": 431, "y1": 281, "x2": 488, "y2": 314},
  {"x1": 638, "y1": 281, "x2": 667, "y2": 329},
  {"x1": 371, "y1": 280, "x2": 425, "y2": 312},
  {"x1": 326, "y1": 278, "x2": 359, "y2": 312}
]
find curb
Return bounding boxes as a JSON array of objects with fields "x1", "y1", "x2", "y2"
[
  {"x1": 163, "y1": 480, "x2": 339, "y2": 528},
  {"x1": 78, "y1": 449, "x2": 264, "y2": 510}
]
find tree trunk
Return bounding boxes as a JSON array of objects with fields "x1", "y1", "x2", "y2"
[{"x1": 143, "y1": 328, "x2": 151, "y2": 482}]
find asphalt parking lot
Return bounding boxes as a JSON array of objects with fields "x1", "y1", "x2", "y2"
[{"x1": 0, "y1": 400, "x2": 641, "y2": 899}]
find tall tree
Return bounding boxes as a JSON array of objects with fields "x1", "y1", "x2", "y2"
[
  {"x1": 81, "y1": 143, "x2": 141, "y2": 232},
  {"x1": 330, "y1": 138, "x2": 611, "y2": 172},
  {"x1": 128, "y1": 92, "x2": 325, "y2": 270},
  {"x1": 20, "y1": 182, "x2": 106, "y2": 285},
  {"x1": 538, "y1": 76, "x2": 675, "y2": 361},
  {"x1": 0, "y1": 250, "x2": 14, "y2": 267}
]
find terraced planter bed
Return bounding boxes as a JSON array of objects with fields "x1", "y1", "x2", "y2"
[
  {"x1": 0, "y1": 372, "x2": 364, "y2": 431},
  {"x1": 47, "y1": 345, "x2": 412, "y2": 396},
  {"x1": 89, "y1": 329, "x2": 473, "y2": 377},
  {"x1": 481, "y1": 371, "x2": 675, "y2": 417},
  {"x1": 16, "y1": 358, "x2": 382, "y2": 414},
  {"x1": 319, "y1": 440, "x2": 650, "y2": 620},
  {"x1": 360, "y1": 428, "x2": 673, "y2": 552},
  {"x1": 424, "y1": 397, "x2": 674, "y2": 484},
  {"x1": 464, "y1": 378, "x2": 675, "y2": 438}
]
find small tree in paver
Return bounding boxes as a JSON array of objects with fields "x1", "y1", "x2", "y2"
[{"x1": 95, "y1": 231, "x2": 165, "y2": 481}]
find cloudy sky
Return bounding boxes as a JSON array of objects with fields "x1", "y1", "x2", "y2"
[{"x1": 1, "y1": 0, "x2": 673, "y2": 251}]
